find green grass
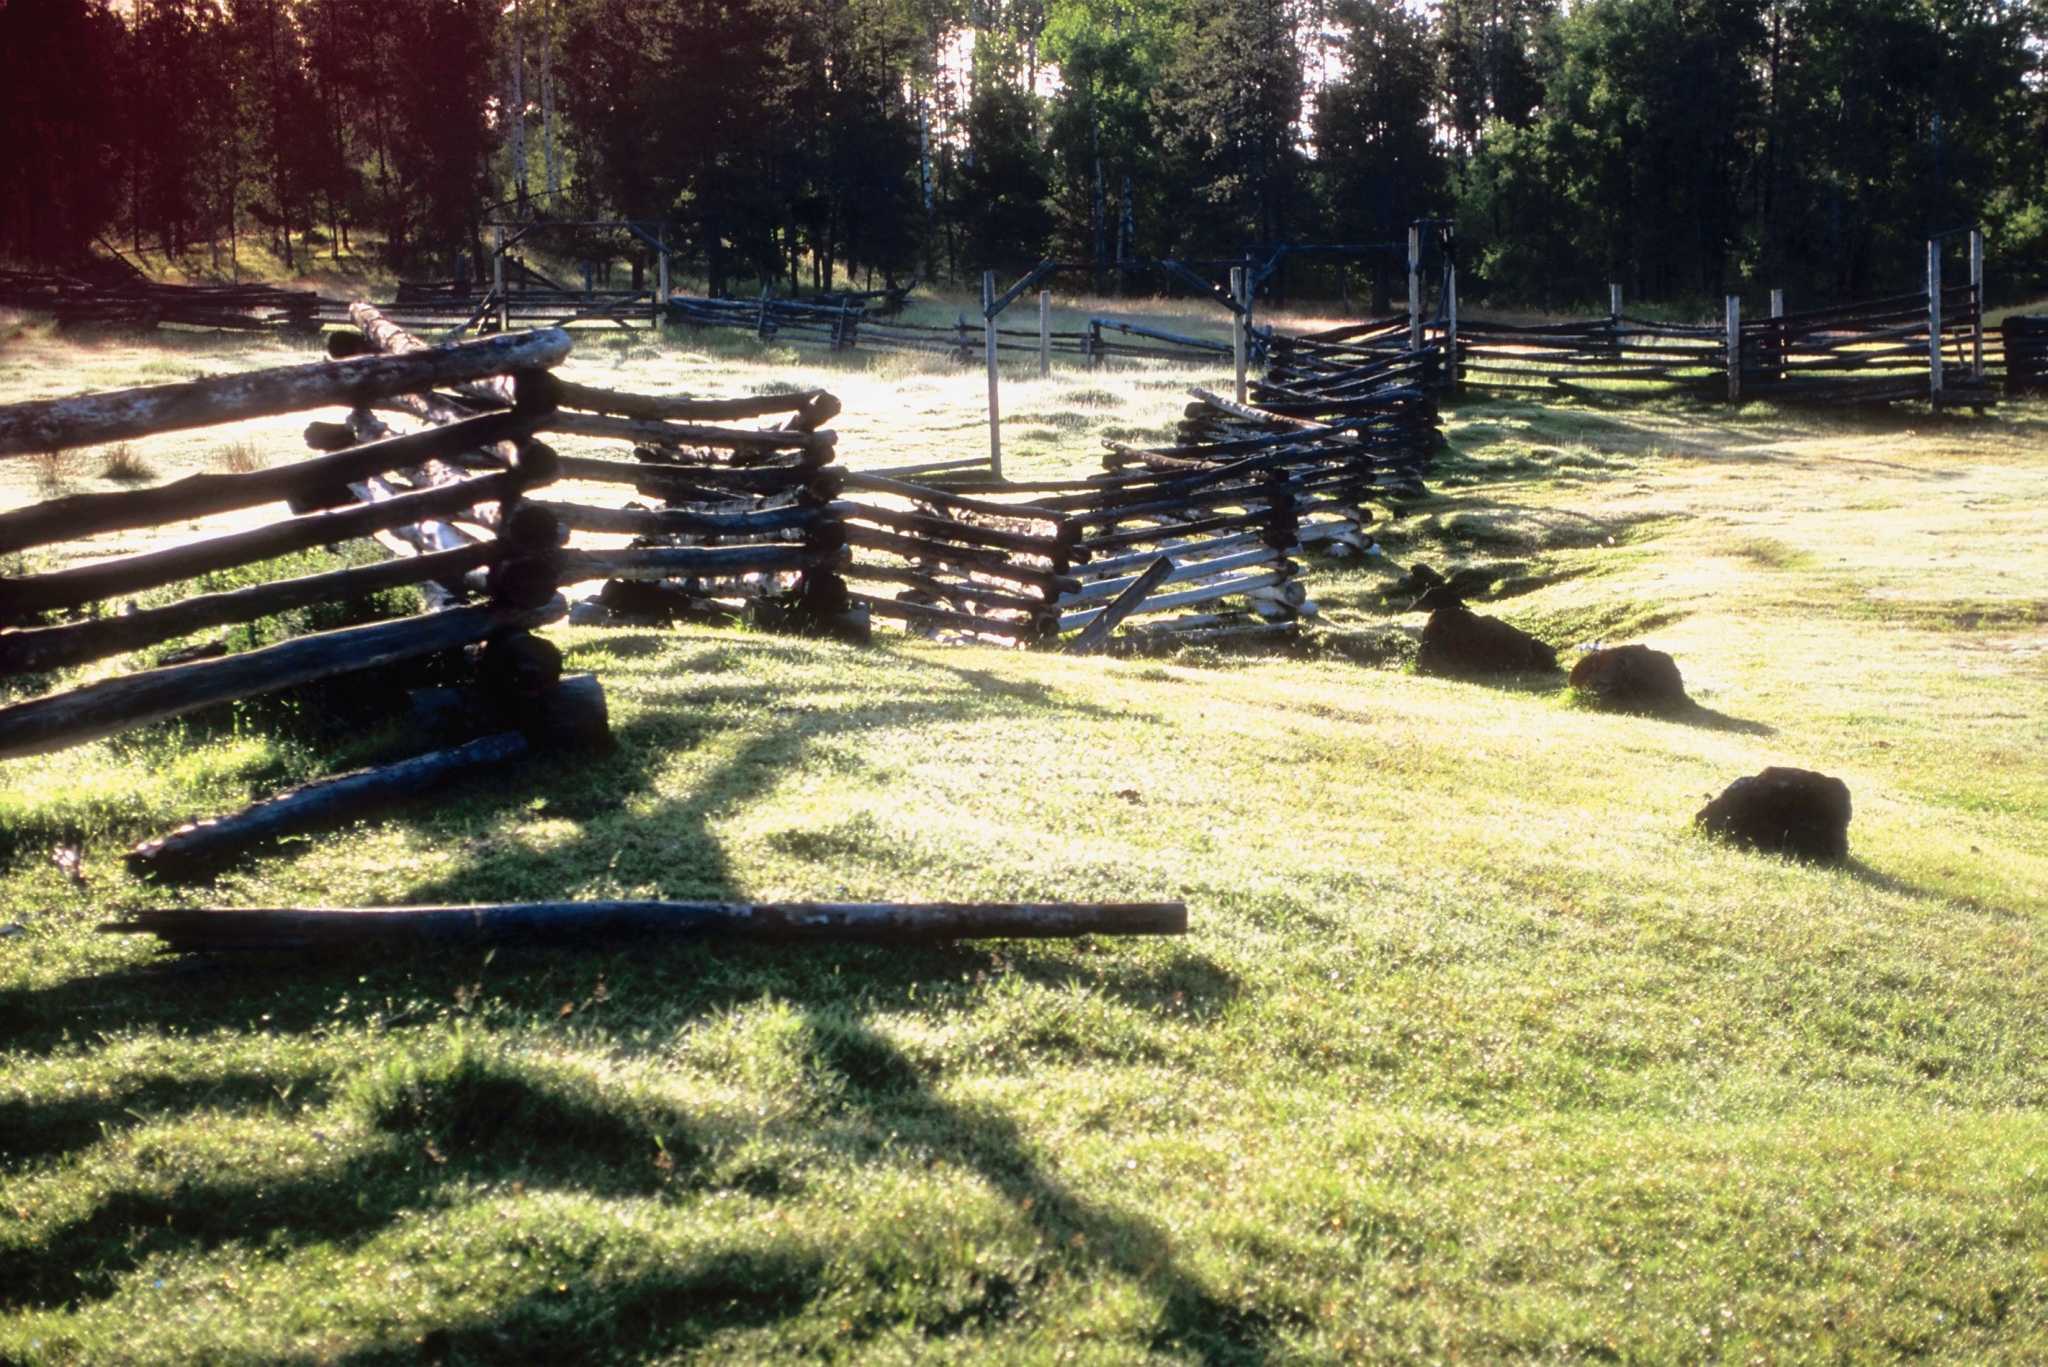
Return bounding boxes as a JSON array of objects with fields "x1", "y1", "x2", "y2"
[{"x1": 2, "y1": 323, "x2": 2047, "y2": 1361}]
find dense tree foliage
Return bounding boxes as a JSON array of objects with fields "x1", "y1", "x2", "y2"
[{"x1": 1, "y1": 0, "x2": 2042, "y2": 305}]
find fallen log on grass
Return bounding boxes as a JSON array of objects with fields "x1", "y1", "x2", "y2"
[
  {"x1": 125, "y1": 674, "x2": 609, "y2": 879},
  {"x1": 127, "y1": 731, "x2": 530, "y2": 879},
  {"x1": 103, "y1": 898, "x2": 1188, "y2": 950}
]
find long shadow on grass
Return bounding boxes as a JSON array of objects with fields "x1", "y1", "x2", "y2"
[
  {"x1": 798, "y1": 1008, "x2": 1282, "y2": 1361},
  {"x1": 0, "y1": 1044, "x2": 745, "y2": 1312},
  {"x1": 1, "y1": 640, "x2": 1251, "y2": 1350}
]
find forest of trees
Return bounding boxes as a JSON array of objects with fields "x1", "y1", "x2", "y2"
[{"x1": 2, "y1": 0, "x2": 2043, "y2": 307}]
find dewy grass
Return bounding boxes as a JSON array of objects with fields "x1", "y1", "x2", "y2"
[{"x1": 0, "y1": 325, "x2": 2046, "y2": 1360}]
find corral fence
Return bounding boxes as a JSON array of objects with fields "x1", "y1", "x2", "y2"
[
  {"x1": 0, "y1": 313, "x2": 1449, "y2": 877},
  {"x1": 1372, "y1": 224, "x2": 2005, "y2": 408},
  {"x1": 0, "y1": 330, "x2": 574, "y2": 766},
  {"x1": 664, "y1": 292, "x2": 1236, "y2": 370}
]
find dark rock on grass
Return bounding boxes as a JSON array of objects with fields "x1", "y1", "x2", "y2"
[
  {"x1": 1570, "y1": 644, "x2": 1689, "y2": 711},
  {"x1": 1417, "y1": 605, "x2": 1559, "y2": 676},
  {"x1": 1695, "y1": 766, "x2": 1852, "y2": 862}
]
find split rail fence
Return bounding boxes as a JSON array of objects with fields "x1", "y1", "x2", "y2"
[
  {"x1": 665, "y1": 292, "x2": 1234, "y2": 369},
  {"x1": 0, "y1": 330, "x2": 575, "y2": 765}
]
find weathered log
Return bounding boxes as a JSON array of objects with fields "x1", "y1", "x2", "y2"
[
  {"x1": 0, "y1": 595, "x2": 564, "y2": 761},
  {"x1": 1057, "y1": 569, "x2": 1293, "y2": 632},
  {"x1": 127, "y1": 731, "x2": 532, "y2": 879},
  {"x1": 0, "y1": 329, "x2": 570, "y2": 456},
  {"x1": 557, "y1": 544, "x2": 833, "y2": 582},
  {"x1": 0, "y1": 541, "x2": 499, "y2": 677},
  {"x1": 844, "y1": 525, "x2": 1079, "y2": 594},
  {"x1": 553, "y1": 453, "x2": 813, "y2": 497},
  {"x1": 100, "y1": 898, "x2": 1188, "y2": 950},
  {"x1": 847, "y1": 592, "x2": 1032, "y2": 640},
  {"x1": 530, "y1": 498, "x2": 839, "y2": 538},
  {"x1": 1065, "y1": 557, "x2": 1172, "y2": 653},
  {"x1": 539, "y1": 410, "x2": 835, "y2": 457},
  {"x1": 842, "y1": 470, "x2": 1068, "y2": 525},
  {"x1": 1063, "y1": 546, "x2": 1284, "y2": 604},
  {"x1": 0, "y1": 467, "x2": 534, "y2": 618},
  {"x1": 0, "y1": 412, "x2": 536, "y2": 556},
  {"x1": 845, "y1": 503, "x2": 1069, "y2": 556},
  {"x1": 348, "y1": 302, "x2": 524, "y2": 411},
  {"x1": 552, "y1": 381, "x2": 839, "y2": 425},
  {"x1": 848, "y1": 564, "x2": 1050, "y2": 615}
]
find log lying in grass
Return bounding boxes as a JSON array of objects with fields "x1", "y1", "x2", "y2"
[
  {"x1": 125, "y1": 673, "x2": 609, "y2": 879},
  {"x1": 103, "y1": 899, "x2": 1188, "y2": 950},
  {"x1": 0, "y1": 595, "x2": 564, "y2": 761},
  {"x1": 127, "y1": 731, "x2": 531, "y2": 879},
  {"x1": 0, "y1": 329, "x2": 571, "y2": 456}
]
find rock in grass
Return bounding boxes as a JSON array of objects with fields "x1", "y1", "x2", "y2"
[
  {"x1": 1695, "y1": 767, "x2": 1851, "y2": 862},
  {"x1": 1417, "y1": 605, "x2": 1558, "y2": 676},
  {"x1": 1569, "y1": 644, "x2": 1688, "y2": 711}
]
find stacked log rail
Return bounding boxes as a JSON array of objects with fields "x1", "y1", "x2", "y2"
[
  {"x1": 835, "y1": 363, "x2": 1441, "y2": 648},
  {"x1": 666, "y1": 293, "x2": 1234, "y2": 366},
  {"x1": 1281, "y1": 284, "x2": 2000, "y2": 404},
  {"x1": 337, "y1": 303, "x2": 856, "y2": 634},
  {"x1": 1449, "y1": 318, "x2": 1725, "y2": 397},
  {"x1": 2004, "y1": 317, "x2": 2048, "y2": 393},
  {"x1": 0, "y1": 329, "x2": 574, "y2": 761},
  {"x1": 1749, "y1": 285, "x2": 1994, "y2": 405},
  {"x1": 0, "y1": 268, "x2": 319, "y2": 333},
  {"x1": 317, "y1": 289, "x2": 658, "y2": 336},
  {"x1": 838, "y1": 473, "x2": 1080, "y2": 645}
]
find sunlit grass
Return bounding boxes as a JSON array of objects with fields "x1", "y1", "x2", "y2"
[{"x1": 1, "y1": 324, "x2": 2046, "y2": 1361}]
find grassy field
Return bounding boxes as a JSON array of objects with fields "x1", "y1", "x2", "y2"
[{"x1": 1, "y1": 315, "x2": 2046, "y2": 1362}]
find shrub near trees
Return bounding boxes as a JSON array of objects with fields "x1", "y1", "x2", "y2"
[{"x1": 0, "y1": 0, "x2": 2042, "y2": 305}]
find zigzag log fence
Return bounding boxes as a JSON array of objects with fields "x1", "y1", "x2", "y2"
[{"x1": 0, "y1": 329, "x2": 575, "y2": 765}]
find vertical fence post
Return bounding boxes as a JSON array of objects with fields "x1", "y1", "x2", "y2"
[
  {"x1": 1407, "y1": 223, "x2": 1423, "y2": 353},
  {"x1": 1927, "y1": 240, "x2": 1944, "y2": 400},
  {"x1": 1231, "y1": 266, "x2": 1248, "y2": 404},
  {"x1": 1445, "y1": 260, "x2": 1459, "y2": 392},
  {"x1": 1609, "y1": 283, "x2": 1622, "y2": 322},
  {"x1": 1970, "y1": 228, "x2": 1985, "y2": 382},
  {"x1": 1770, "y1": 288, "x2": 1786, "y2": 385},
  {"x1": 492, "y1": 226, "x2": 508, "y2": 333},
  {"x1": 1725, "y1": 295, "x2": 1741, "y2": 403},
  {"x1": 655, "y1": 226, "x2": 668, "y2": 327},
  {"x1": 984, "y1": 270, "x2": 1003, "y2": 480},
  {"x1": 1038, "y1": 288, "x2": 1052, "y2": 379}
]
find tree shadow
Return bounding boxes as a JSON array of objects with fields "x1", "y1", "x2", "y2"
[
  {"x1": 2, "y1": 629, "x2": 1258, "y2": 1353},
  {"x1": 795, "y1": 1009, "x2": 1284, "y2": 1361}
]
